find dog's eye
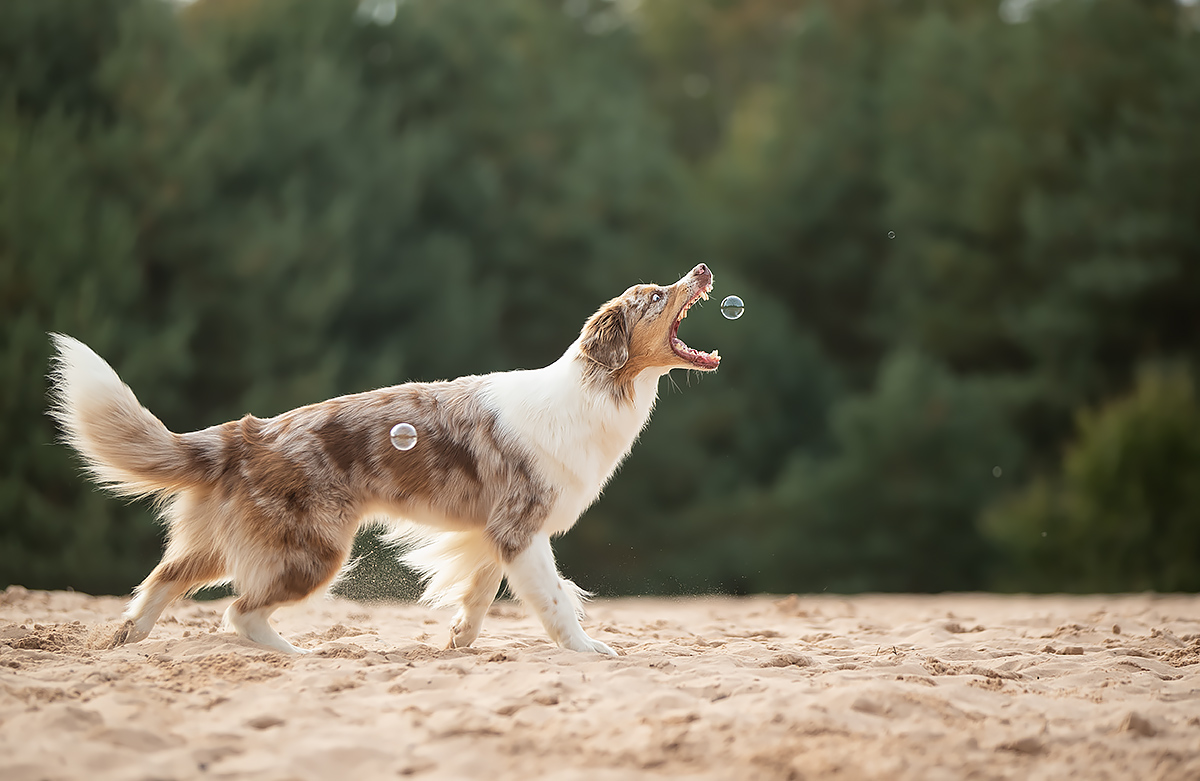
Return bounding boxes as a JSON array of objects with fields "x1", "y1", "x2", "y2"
[{"x1": 650, "y1": 292, "x2": 661, "y2": 303}]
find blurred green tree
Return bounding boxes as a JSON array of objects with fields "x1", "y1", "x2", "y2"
[
  {"x1": 3, "y1": 0, "x2": 1198, "y2": 597},
  {"x1": 1, "y1": 0, "x2": 179, "y2": 593},
  {"x1": 876, "y1": 0, "x2": 1200, "y2": 451},
  {"x1": 983, "y1": 366, "x2": 1200, "y2": 592},
  {"x1": 750, "y1": 350, "x2": 1022, "y2": 593}
]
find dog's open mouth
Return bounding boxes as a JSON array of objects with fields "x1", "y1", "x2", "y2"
[{"x1": 670, "y1": 281, "x2": 721, "y2": 370}]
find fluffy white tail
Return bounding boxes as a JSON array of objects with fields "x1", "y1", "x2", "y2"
[{"x1": 47, "y1": 334, "x2": 208, "y2": 500}]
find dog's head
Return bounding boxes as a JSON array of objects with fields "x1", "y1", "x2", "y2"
[{"x1": 579, "y1": 264, "x2": 720, "y2": 386}]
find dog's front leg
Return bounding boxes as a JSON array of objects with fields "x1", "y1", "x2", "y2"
[{"x1": 503, "y1": 534, "x2": 616, "y2": 656}]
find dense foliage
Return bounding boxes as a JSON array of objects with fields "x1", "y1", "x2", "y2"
[
  {"x1": 983, "y1": 365, "x2": 1200, "y2": 592},
  {"x1": 2, "y1": 0, "x2": 1197, "y2": 596}
]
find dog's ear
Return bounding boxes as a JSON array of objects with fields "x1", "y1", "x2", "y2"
[{"x1": 580, "y1": 302, "x2": 629, "y2": 371}]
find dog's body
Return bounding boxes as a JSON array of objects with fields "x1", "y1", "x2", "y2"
[{"x1": 49, "y1": 265, "x2": 719, "y2": 654}]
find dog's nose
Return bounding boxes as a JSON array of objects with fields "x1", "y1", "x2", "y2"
[{"x1": 692, "y1": 263, "x2": 709, "y2": 277}]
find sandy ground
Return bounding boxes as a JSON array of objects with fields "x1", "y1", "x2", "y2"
[{"x1": 1, "y1": 587, "x2": 1198, "y2": 780}]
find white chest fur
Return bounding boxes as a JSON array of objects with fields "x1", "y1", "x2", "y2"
[{"x1": 482, "y1": 348, "x2": 662, "y2": 535}]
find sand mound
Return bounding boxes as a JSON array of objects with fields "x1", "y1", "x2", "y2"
[{"x1": 1, "y1": 586, "x2": 1198, "y2": 780}]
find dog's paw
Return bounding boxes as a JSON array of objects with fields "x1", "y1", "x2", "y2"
[
  {"x1": 447, "y1": 613, "x2": 481, "y2": 650},
  {"x1": 446, "y1": 628, "x2": 478, "y2": 650},
  {"x1": 587, "y1": 638, "x2": 618, "y2": 657},
  {"x1": 562, "y1": 635, "x2": 617, "y2": 656},
  {"x1": 109, "y1": 619, "x2": 145, "y2": 649}
]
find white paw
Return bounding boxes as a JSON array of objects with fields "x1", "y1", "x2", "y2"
[
  {"x1": 254, "y1": 637, "x2": 308, "y2": 655},
  {"x1": 110, "y1": 619, "x2": 150, "y2": 648},
  {"x1": 563, "y1": 635, "x2": 617, "y2": 656},
  {"x1": 588, "y1": 638, "x2": 618, "y2": 657},
  {"x1": 447, "y1": 614, "x2": 480, "y2": 650}
]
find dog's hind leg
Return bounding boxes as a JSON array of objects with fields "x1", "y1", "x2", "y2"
[
  {"x1": 447, "y1": 562, "x2": 502, "y2": 649},
  {"x1": 224, "y1": 539, "x2": 350, "y2": 654},
  {"x1": 115, "y1": 552, "x2": 225, "y2": 646},
  {"x1": 222, "y1": 600, "x2": 306, "y2": 654},
  {"x1": 502, "y1": 534, "x2": 615, "y2": 656}
]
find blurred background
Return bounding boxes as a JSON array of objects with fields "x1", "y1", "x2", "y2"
[{"x1": 2, "y1": 0, "x2": 1198, "y2": 599}]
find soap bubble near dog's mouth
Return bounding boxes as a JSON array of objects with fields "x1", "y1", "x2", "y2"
[{"x1": 720, "y1": 295, "x2": 744, "y2": 320}]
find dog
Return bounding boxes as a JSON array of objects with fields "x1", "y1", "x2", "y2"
[{"x1": 48, "y1": 264, "x2": 720, "y2": 655}]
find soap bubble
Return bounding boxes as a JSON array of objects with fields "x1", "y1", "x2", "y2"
[
  {"x1": 720, "y1": 295, "x2": 745, "y2": 320},
  {"x1": 888, "y1": 231, "x2": 896, "y2": 239},
  {"x1": 993, "y1": 466, "x2": 1003, "y2": 477},
  {"x1": 390, "y1": 422, "x2": 417, "y2": 451}
]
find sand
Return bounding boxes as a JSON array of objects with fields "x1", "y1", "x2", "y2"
[{"x1": 1, "y1": 587, "x2": 1198, "y2": 780}]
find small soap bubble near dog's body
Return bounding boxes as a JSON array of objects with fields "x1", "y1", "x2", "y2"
[
  {"x1": 888, "y1": 231, "x2": 896, "y2": 239},
  {"x1": 390, "y1": 422, "x2": 418, "y2": 451},
  {"x1": 720, "y1": 295, "x2": 745, "y2": 320}
]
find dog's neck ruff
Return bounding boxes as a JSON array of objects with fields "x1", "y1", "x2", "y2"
[
  {"x1": 576, "y1": 340, "x2": 670, "y2": 406},
  {"x1": 481, "y1": 346, "x2": 662, "y2": 532}
]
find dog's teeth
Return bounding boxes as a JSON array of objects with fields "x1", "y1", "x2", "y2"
[{"x1": 711, "y1": 349, "x2": 720, "y2": 358}]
